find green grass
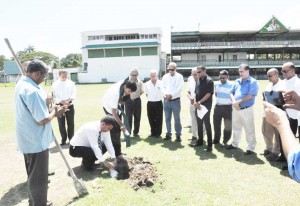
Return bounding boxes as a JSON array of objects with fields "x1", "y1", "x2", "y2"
[{"x1": 1, "y1": 81, "x2": 300, "y2": 206}]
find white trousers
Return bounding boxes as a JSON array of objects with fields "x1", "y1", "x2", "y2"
[{"x1": 231, "y1": 106, "x2": 256, "y2": 151}]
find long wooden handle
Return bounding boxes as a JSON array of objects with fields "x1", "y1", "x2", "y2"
[{"x1": 4, "y1": 38, "x2": 24, "y2": 76}]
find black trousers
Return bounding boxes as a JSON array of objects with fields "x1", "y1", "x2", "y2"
[
  {"x1": 103, "y1": 107, "x2": 121, "y2": 156},
  {"x1": 147, "y1": 101, "x2": 163, "y2": 136},
  {"x1": 69, "y1": 145, "x2": 107, "y2": 169},
  {"x1": 196, "y1": 110, "x2": 212, "y2": 148},
  {"x1": 24, "y1": 149, "x2": 49, "y2": 206},
  {"x1": 57, "y1": 105, "x2": 75, "y2": 143},
  {"x1": 125, "y1": 98, "x2": 141, "y2": 135},
  {"x1": 213, "y1": 105, "x2": 232, "y2": 144}
]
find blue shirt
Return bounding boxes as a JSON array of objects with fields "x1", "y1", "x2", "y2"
[
  {"x1": 288, "y1": 146, "x2": 300, "y2": 182},
  {"x1": 230, "y1": 76, "x2": 259, "y2": 108},
  {"x1": 215, "y1": 80, "x2": 233, "y2": 105},
  {"x1": 15, "y1": 76, "x2": 54, "y2": 154}
]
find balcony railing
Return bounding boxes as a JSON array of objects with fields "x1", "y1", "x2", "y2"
[
  {"x1": 176, "y1": 60, "x2": 300, "y2": 68},
  {"x1": 172, "y1": 40, "x2": 300, "y2": 50}
]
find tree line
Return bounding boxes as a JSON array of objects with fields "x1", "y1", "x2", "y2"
[{"x1": 0, "y1": 45, "x2": 82, "y2": 71}]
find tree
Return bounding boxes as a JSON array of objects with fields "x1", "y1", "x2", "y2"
[
  {"x1": 24, "y1": 45, "x2": 35, "y2": 53},
  {"x1": 0, "y1": 55, "x2": 7, "y2": 71},
  {"x1": 19, "y1": 51, "x2": 58, "y2": 67},
  {"x1": 60, "y1": 53, "x2": 82, "y2": 68}
]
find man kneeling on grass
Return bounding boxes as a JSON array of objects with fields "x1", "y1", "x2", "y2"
[{"x1": 69, "y1": 115, "x2": 117, "y2": 171}]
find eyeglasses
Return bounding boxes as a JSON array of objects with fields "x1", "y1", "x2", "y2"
[
  {"x1": 131, "y1": 74, "x2": 138, "y2": 76},
  {"x1": 267, "y1": 74, "x2": 273, "y2": 78},
  {"x1": 197, "y1": 71, "x2": 202, "y2": 73},
  {"x1": 168, "y1": 69, "x2": 175, "y2": 71},
  {"x1": 281, "y1": 69, "x2": 291, "y2": 74}
]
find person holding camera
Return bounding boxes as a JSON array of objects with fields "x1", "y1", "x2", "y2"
[{"x1": 262, "y1": 68, "x2": 283, "y2": 160}]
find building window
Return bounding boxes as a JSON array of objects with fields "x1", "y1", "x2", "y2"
[
  {"x1": 123, "y1": 48, "x2": 140, "y2": 56},
  {"x1": 141, "y1": 47, "x2": 157, "y2": 56},
  {"x1": 88, "y1": 49, "x2": 105, "y2": 58},
  {"x1": 106, "y1": 48, "x2": 122, "y2": 57},
  {"x1": 83, "y1": 62, "x2": 88, "y2": 72},
  {"x1": 233, "y1": 55, "x2": 237, "y2": 61},
  {"x1": 201, "y1": 55, "x2": 206, "y2": 62}
]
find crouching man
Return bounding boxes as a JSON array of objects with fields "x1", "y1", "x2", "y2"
[{"x1": 69, "y1": 115, "x2": 117, "y2": 170}]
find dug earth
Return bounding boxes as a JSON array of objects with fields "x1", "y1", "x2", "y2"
[{"x1": 115, "y1": 155, "x2": 157, "y2": 190}]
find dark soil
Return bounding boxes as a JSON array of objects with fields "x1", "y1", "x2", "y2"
[{"x1": 115, "y1": 155, "x2": 157, "y2": 190}]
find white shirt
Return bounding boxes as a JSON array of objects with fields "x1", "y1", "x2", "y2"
[
  {"x1": 102, "y1": 81, "x2": 123, "y2": 114},
  {"x1": 187, "y1": 75, "x2": 196, "y2": 106},
  {"x1": 283, "y1": 75, "x2": 300, "y2": 119},
  {"x1": 162, "y1": 72, "x2": 184, "y2": 99},
  {"x1": 70, "y1": 121, "x2": 116, "y2": 162},
  {"x1": 144, "y1": 79, "x2": 163, "y2": 102},
  {"x1": 52, "y1": 79, "x2": 76, "y2": 103}
]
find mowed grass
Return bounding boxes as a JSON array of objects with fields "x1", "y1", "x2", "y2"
[{"x1": 1, "y1": 80, "x2": 300, "y2": 206}]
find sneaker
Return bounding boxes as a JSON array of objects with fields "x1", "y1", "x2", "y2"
[{"x1": 164, "y1": 135, "x2": 171, "y2": 140}]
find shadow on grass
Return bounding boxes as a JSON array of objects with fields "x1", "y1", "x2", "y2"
[
  {"x1": 143, "y1": 136, "x2": 164, "y2": 146},
  {"x1": 215, "y1": 145, "x2": 264, "y2": 165},
  {"x1": 49, "y1": 143, "x2": 70, "y2": 154},
  {"x1": 189, "y1": 143, "x2": 217, "y2": 160},
  {"x1": 0, "y1": 182, "x2": 27, "y2": 206},
  {"x1": 70, "y1": 165, "x2": 111, "y2": 181},
  {"x1": 161, "y1": 139, "x2": 185, "y2": 151}
]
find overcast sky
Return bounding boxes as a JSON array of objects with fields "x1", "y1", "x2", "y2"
[{"x1": 1, "y1": 0, "x2": 300, "y2": 59}]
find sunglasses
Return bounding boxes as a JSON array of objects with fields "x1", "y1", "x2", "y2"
[
  {"x1": 168, "y1": 69, "x2": 175, "y2": 71},
  {"x1": 131, "y1": 74, "x2": 138, "y2": 76},
  {"x1": 197, "y1": 71, "x2": 202, "y2": 73},
  {"x1": 267, "y1": 74, "x2": 273, "y2": 78},
  {"x1": 281, "y1": 69, "x2": 291, "y2": 74}
]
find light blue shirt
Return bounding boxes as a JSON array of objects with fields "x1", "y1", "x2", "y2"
[
  {"x1": 15, "y1": 76, "x2": 54, "y2": 154},
  {"x1": 230, "y1": 76, "x2": 259, "y2": 108},
  {"x1": 215, "y1": 80, "x2": 233, "y2": 105},
  {"x1": 288, "y1": 146, "x2": 300, "y2": 182}
]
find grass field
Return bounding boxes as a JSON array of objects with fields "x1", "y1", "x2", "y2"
[{"x1": 1, "y1": 80, "x2": 300, "y2": 206}]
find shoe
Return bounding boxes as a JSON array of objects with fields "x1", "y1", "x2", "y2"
[
  {"x1": 48, "y1": 171, "x2": 55, "y2": 176},
  {"x1": 244, "y1": 150, "x2": 254, "y2": 155},
  {"x1": 184, "y1": 125, "x2": 191, "y2": 128},
  {"x1": 60, "y1": 142, "x2": 66, "y2": 146},
  {"x1": 266, "y1": 153, "x2": 279, "y2": 161},
  {"x1": 189, "y1": 141, "x2": 203, "y2": 147},
  {"x1": 221, "y1": 143, "x2": 227, "y2": 147},
  {"x1": 281, "y1": 165, "x2": 288, "y2": 170},
  {"x1": 226, "y1": 144, "x2": 237, "y2": 150},
  {"x1": 212, "y1": 140, "x2": 220, "y2": 144},
  {"x1": 190, "y1": 136, "x2": 197, "y2": 141},
  {"x1": 148, "y1": 134, "x2": 154, "y2": 137},
  {"x1": 275, "y1": 155, "x2": 286, "y2": 162},
  {"x1": 164, "y1": 135, "x2": 171, "y2": 140},
  {"x1": 47, "y1": 201, "x2": 53, "y2": 206},
  {"x1": 206, "y1": 147, "x2": 212, "y2": 152},
  {"x1": 175, "y1": 136, "x2": 182, "y2": 142},
  {"x1": 261, "y1": 150, "x2": 271, "y2": 156},
  {"x1": 133, "y1": 133, "x2": 139, "y2": 137}
]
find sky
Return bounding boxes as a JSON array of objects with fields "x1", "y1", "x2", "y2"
[{"x1": 1, "y1": 0, "x2": 300, "y2": 59}]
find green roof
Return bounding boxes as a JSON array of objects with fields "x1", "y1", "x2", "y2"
[{"x1": 82, "y1": 42, "x2": 160, "y2": 49}]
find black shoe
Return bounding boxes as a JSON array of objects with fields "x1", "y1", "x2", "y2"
[
  {"x1": 260, "y1": 150, "x2": 271, "y2": 156},
  {"x1": 281, "y1": 165, "x2": 288, "y2": 170},
  {"x1": 48, "y1": 171, "x2": 55, "y2": 176},
  {"x1": 212, "y1": 140, "x2": 220, "y2": 144},
  {"x1": 60, "y1": 142, "x2": 66, "y2": 146},
  {"x1": 47, "y1": 201, "x2": 53, "y2": 206},
  {"x1": 175, "y1": 136, "x2": 182, "y2": 142},
  {"x1": 189, "y1": 136, "x2": 197, "y2": 141},
  {"x1": 275, "y1": 155, "x2": 286, "y2": 162},
  {"x1": 221, "y1": 143, "x2": 227, "y2": 147},
  {"x1": 189, "y1": 141, "x2": 203, "y2": 147},
  {"x1": 244, "y1": 150, "x2": 254, "y2": 155},
  {"x1": 226, "y1": 144, "x2": 237, "y2": 150},
  {"x1": 164, "y1": 135, "x2": 171, "y2": 140},
  {"x1": 206, "y1": 147, "x2": 212, "y2": 152}
]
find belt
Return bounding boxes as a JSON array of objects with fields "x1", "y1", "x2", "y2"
[
  {"x1": 240, "y1": 106, "x2": 250, "y2": 110},
  {"x1": 169, "y1": 97, "x2": 180, "y2": 101}
]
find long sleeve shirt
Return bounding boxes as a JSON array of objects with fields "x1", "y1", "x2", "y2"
[
  {"x1": 162, "y1": 72, "x2": 184, "y2": 99},
  {"x1": 288, "y1": 145, "x2": 300, "y2": 182},
  {"x1": 70, "y1": 121, "x2": 116, "y2": 162},
  {"x1": 52, "y1": 79, "x2": 76, "y2": 104}
]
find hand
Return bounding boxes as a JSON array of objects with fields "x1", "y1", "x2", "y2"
[
  {"x1": 193, "y1": 102, "x2": 201, "y2": 109},
  {"x1": 263, "y1": 101, "x2": 289, "y2": 128},
  {"x1": 283, "y1": 91, "x2": 300, "y2": 111},
  {"x1": 54, "y1": 106, "x2": 68, "y2": 117},
  {"x1": 232, "y1": 100, "x2": 240, "y2": 110},
  {"x1": 120, "y1": 125, "x2": 126, "y2": 133},
  {"x1": 46, "y1": 96, "x2": 53, "y2": 106},
  {"x1": 103, "y1": 161, "x2": 115, "y2": 170},
  {"x1": 190, "y1": 98, "x2": 195, "y2": 105}
]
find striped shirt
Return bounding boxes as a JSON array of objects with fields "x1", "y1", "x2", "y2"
[{"x1": 215, "y1": 80, "x2": 233, "y2": 105}]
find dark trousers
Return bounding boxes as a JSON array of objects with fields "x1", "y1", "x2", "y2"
[
  {"x1": 213, "y1": 105, "x2": 232, "y2": 144},
  {"x1": 57, "y1": 105, "x2": 75, "y2": 143},
  {"x1": 147, "y1": 101, "x2": 163, "y2": 136},
  {"x1": 69, "y1": 145, "x2": 107, "y2": 169},
  {"x1": 24, "y1": 149, "x2": 49, "y2": 206},
  {"x1": 125, "y1": 98, "x2": 141, "y2": 135},
  {"x1": 103, "y1": 107, "x2": 121, "y2": 156},
  {"x1": 196, "y1": 110, "x2": 212, "y2": 148}
]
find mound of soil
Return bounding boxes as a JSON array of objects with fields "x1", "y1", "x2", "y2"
[{"x1": 115, "y1": 155, "x2": 157, "y2": 190}]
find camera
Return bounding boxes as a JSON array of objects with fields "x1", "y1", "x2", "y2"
[{"x1": 263, "y1": 91, "x2": 285, "y2": 107}]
